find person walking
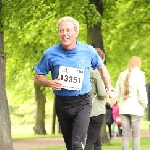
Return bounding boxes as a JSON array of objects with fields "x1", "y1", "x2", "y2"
[
  {"x1": 111, "y1": 101, "x2": 122, "y2": 137},
  {"x1": 115, "y1": 56, "x2": 148, "y2": 150},
  {"x1": 105, "y1": 102, "x2": 113, "y2": 140},
  {"x1": 84, "y1": 48, "x2": 106, "y2": 150},
  {"x1": 146, "y1": 82, "x2": 150, "y2": 131},
  {"x1": 33, "y1": 16, "x2": 115, "y2": 150}
]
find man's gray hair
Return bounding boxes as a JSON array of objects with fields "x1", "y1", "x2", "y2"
[{"x1": 57, "y1": 16, "x2": 79, "y2": 32}]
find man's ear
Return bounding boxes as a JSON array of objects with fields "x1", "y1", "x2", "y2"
[{"x1": 75, "y1": 31, "x2": 79, "y2": 37}]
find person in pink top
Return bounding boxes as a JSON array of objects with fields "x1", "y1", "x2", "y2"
[{"x1": 111, "y1": 101, "x2": 122, "y2": 137}]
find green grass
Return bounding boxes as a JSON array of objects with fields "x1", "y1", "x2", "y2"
[
  {"x1": 12, "y1": 120, "x2": 150, "y2": 149},
  {"x1": 19, "y1": 137, "x2": 150, "y2": 150},
  {"x1": 103, "y1": 137, "x2": 150, "y2": 150},
  {"x1": 12, "y1": 120, "x2": 149, "y2": 140},
  {"x1": 140, "y1": 119, "x2": 149, "y2": 130},
  {"x1": 12, "y1": 124, "x2": 62, "y2": 140}
]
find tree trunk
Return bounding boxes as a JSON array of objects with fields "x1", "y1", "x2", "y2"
[
  {"x1": 87, "y1": 22, "x2": 104, "y2": 51},
  {"x1": 87, "y1": 0, "x2": 104, "y2": 50},
  {"x1": 33, "y1": 82, "x2": 46, "y2": 135},
  {"x1": 87, "y1": 23, "x2": 109, "y2": 142},
  {"x1": 51, "y1": 97, "x2": 56, "y2": 134},
  {"x1": 51, "y1": 97, "x2": 61, "y2": 134},
  {"x1": 86, "y1": 0, "x2": 109, "y2": 143},
  {"x1": 0, "y1": 1, "x2": 13, "y2": 149},
  {"x1": 101, "y1": 116, "x2": 110, "y2": 143}
]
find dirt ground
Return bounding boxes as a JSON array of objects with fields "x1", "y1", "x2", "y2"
[{"x1": 13, "y1": 130, "x2": 150, "y2": 150}]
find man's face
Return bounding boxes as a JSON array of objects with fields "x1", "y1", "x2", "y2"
[{"x1": 58, "y1": 21, "x2": 78, "y2": 50}]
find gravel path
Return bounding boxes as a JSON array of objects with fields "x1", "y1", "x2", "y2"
[{"x1": 13, "y1": 130, "x2": 150, "y2": 150}]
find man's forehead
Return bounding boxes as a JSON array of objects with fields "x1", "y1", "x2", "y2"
[{"x1": 59, "y1": 21, "x2": 74, "y2": 28}]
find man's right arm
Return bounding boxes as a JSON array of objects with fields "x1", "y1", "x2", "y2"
[
  {"x1": 34, "y1": 73, "x2": 52, "y2": 87},
  {"x1": 34, "y1": 73, "x2": 62, "y2": 90}
]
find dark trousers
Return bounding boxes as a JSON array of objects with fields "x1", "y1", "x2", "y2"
[
  {"x1": 107, "y1": 124, "x2": 112, "y2": 139},
  {"x1": 85, "y1": 114, "x2": 105, "y2": 150},
  {"x1": 55, "y1": 93, "x2": 92, "y2": 150}
]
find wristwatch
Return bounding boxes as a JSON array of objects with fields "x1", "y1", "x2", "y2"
[{"x1": 106, "y1": 87, "x2": 114, "y2": 92}]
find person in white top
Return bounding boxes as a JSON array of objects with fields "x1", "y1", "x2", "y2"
[{"x1": 115, "y1": 56, "x2": 148, "y2": 150}]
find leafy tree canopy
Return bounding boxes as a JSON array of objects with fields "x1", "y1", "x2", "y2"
[
  {"x1": 102, "y1": 0, "x2": 150, "y2": 85},
  {"x1": 1, "y1": 0, "x2": 150, "y2": 102}
]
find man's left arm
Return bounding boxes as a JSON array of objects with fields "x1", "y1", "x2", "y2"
[
  {"x1": 97, "y1": 64, "x2": 116, "y2": 106},
  {"x1": 97, "y1": 64, "x2": 111, "y2": 88}
]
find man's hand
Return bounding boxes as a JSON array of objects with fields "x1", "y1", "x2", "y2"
[
  {"x1": 50, "y1": 77, "x2": 63, "y2": 90},
  {"x1": 34, "y1": 73, "x2": 63, "y2": 90},
  {"x1": 106, "y1": 90, "x2": 116, "y2": 107}
]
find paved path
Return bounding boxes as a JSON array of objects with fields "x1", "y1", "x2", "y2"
[
  {"x1": 13, "y1": 137, "x2": 65, "y2": 150},
  {"x1": 13, "y1": 130, "x2": 150, "y2": 150}
]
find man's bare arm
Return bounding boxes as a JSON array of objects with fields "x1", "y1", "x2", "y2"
[
  {"x1": 34, "y1": 73, "x2": 62, "y2": 90},
  {"x1": 97, "y1": 64, "x2": 116, "y2": 106},
  {"x1": 97, "y1": 64, "x2": 111, "y2": 89}
]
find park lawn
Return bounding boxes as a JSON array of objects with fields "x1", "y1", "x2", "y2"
[
  {"x1": 12, "y1": 120, "x2": 149, "y2": 149},
  {"x1": 12, "y1": 120, "x2": 149, "y2": 140},
  {"x1": 12, "y1": 124, "x2": 63, "y2": 140},
  {"x1": 25, "y1": 137, "x2": 150, "y2": 150}
]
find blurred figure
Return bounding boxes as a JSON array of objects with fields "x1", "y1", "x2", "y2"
[
  {"x1": 111, "y1": 101, "x2": 122, "y2": 137},
  {"x1": 146, "y1": 82, "x2": 150, "y2": 131},
  {"x1": 115, "y1": 56, "x2": 148, "y2": 150},
  {"x1": 105, "y1": 102, "x2": 113, "y2": 140},
  {"x1": 85, "y1": 48, "x2": 106, "y2": 150}
]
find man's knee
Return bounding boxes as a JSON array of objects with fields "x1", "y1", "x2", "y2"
[{"x1": 72, "y1": 138, "x2": 85, "y2": 150}]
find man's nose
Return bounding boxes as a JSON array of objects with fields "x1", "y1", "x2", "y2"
[{"x1": 63, "y1": 30, "x2": 67, "y2": 35}]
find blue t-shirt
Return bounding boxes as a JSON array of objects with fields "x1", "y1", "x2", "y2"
[{"x1": 34, "y1": 41, "x2": 103, "y2": 96}]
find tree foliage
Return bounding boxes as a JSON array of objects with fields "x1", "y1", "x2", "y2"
[
  {"x1": 3, "y1": 0, "x2": 89, "y2": 102},
  {"x1": 102, "y1": 0, "x2": 150, "y2": 85},
  {"x1": 1, "y1": 0, "x2": 150, "y2": 128},
  {"x1": 3, "y1": 0, "x2": 58, "y2": 101}
]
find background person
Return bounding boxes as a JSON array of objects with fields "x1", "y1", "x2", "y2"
[
  {"x1": 115, "y1": 56, "x2": 148, "y2": 150},
  {"x1": 33, "y1": 16, "x2": 115, "y2": 150},
  {"x1": 111, "y1": 101, "x2": 122, "y2": 137},
  {"x1": 146, "y1": 82, "x2": 150, "y2": 131},
  {"x1": 105, "y1": 102, "x2": 113, "y2": 140},
  {"x1": 85, "y1": 48, "x2": 106, "y2": 150}
]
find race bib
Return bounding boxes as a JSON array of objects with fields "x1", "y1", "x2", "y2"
[{"x1": 59, "y1": 66, "x2": 84, "y2": 90}]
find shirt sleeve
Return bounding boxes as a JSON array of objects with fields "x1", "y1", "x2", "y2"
[
  {"x1": 90, "y1": 46, "x2": 103, "y2": 69},
  {"x1": 33, "y1": 52, "x2": 51, "y2": 75}
]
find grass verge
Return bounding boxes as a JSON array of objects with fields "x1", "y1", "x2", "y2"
[{"x1": 19, "y1": 137, "x2": 150, "y2": 150}]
